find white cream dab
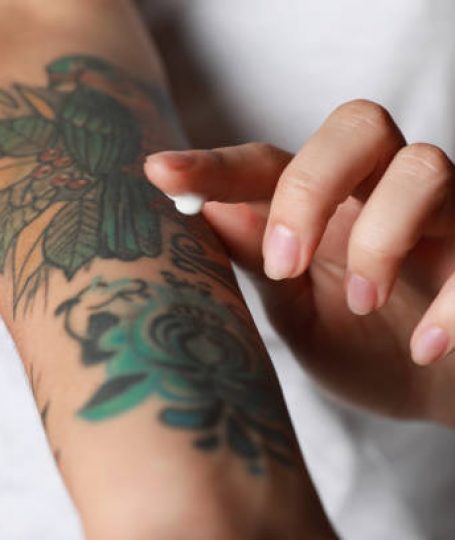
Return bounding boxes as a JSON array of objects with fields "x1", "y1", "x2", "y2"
[{"x1": 167, "y1": 193, "x2": 205, "y2": 216}]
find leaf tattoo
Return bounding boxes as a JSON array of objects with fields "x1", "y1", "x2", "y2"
[
  {"x1": 0, "y1": 55, "x2": 185, "y2": 309},
  {"x1": 43, "y1": 189, "x2": 100, "y2": 278}
]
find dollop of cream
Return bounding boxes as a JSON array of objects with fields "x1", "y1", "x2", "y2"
[{"x1": 166, "y1": 193, "x2": 205, "y2": 216}]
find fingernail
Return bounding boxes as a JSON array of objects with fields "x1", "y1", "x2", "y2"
[
  {"x1": 412, "y1": 325, "x2": 449, "y2": 366},
  {"x1": 264, "y1": 224, "x2": 299, "y2": 280},
  {"x1": 346, "y1": 272, "x2": 377, "y2": 315},
  {"x1": 146, "y1": 151, "x2": 194, "y2": 169}
]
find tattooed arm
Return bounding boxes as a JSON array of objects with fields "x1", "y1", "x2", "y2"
[{"x1": 0, "y1": 2, "x2": 335, "y2": 538}]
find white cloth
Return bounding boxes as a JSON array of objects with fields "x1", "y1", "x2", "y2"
[{"x1": 2, "y1": 1, "x2": 455, "y2": 538}]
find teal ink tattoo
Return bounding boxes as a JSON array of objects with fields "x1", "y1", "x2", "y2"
[{"x1": 56, "y1": 277, "x2": 296, "y2": 474}]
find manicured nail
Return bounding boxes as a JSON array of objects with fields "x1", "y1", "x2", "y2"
[
  {"x1": 264, "y1": 224, "x2": 299, "y2": 280},
  {"x1": 346, "y1": 273, "x2": 377, "y2": 315},
  {"x1": 146, "y1": 151, "x2": 194, "y2": 170},
  {"x1": 412, "y1": 325, "x2": 449, "y2": 366}
]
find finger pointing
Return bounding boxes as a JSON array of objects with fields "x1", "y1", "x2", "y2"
[{"x1": 144, "y1": 143, "x2": 292, "y2": 203}]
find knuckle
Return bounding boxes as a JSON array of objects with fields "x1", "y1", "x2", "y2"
[
  {"x1": 243, "y1": 142, "x2": 289, "y2": 169},
  {"x1": 352, "y1": 240, "x2": 395, "y2": 263},
  {"x1": 207, "y1": 148, "x2": 227, "y2": 168},
  {"x1": 397, "y1": 143, "x2": 451, "y2": 180},
  {"x1": 201, "y1": 149, "x2": 233, "y2": 200},
  {"x1": 350, "y1": 227, "x2": 399, "y2": 262},
  {"x1": 281, "y1": 167, "x2": 321, "y2": 198},
  {"x1": 244, "y1": 141, "x2": 278, "y2": 157},
  {"x1": 333, "y1": 99, "x2": 393, "y2": 133},
  {"x1": 278, "y1": 168, "x2": 337, "y2": 218}
]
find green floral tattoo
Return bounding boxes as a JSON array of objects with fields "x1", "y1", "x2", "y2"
[
  {"x1": 0, "y1": 55, "x2": 298, "y2": 474},
  {"x1": 56, "y1": 277, "x2": 295, "y2": 474},
  {"x1": 0, "y1": 55, "x2": 185, "y2": 309}
]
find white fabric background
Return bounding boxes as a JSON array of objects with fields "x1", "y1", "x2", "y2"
[{"x1": 2, "y1": 1, "x2": 455, "y2": 538}]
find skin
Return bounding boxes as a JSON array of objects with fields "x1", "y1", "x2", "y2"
[
  {"x1": 145, "y1": 99, "x2": 455, "y2": 426},
  {"x1": 0, "y1": 1, "x2": 336, "y2": 538}
]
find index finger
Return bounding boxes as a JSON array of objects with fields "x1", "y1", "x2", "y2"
[{"x1": 144, "y1": 143, "x2": 292, "y2": 202}]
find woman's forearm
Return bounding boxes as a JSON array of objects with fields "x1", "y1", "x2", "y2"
[{"x1": 0, "y1": 2, "x2": 334, "y2": 538}]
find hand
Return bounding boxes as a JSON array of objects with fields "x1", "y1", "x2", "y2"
[{"x1": 145, "y1": 99, "x2": 455, "y2": 426}]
